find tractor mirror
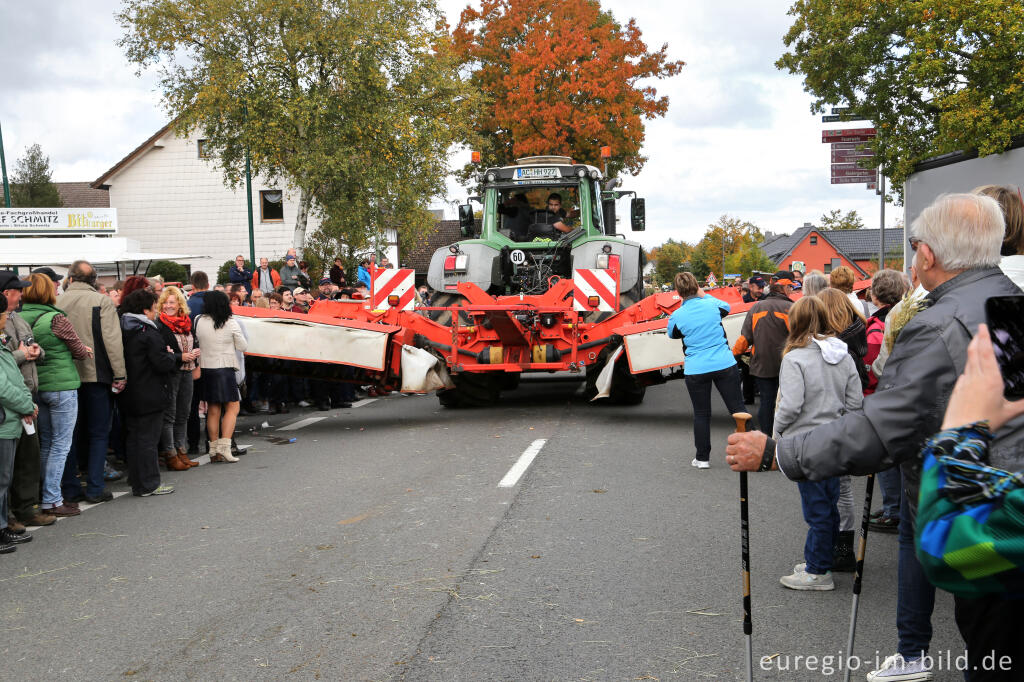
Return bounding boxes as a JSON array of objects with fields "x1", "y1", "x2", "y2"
[
  {"x1": 458, "y1": 204, "x2": 475, "y2": 237},
  {"x1": 630, "y1": 198, "x2": 645, "y2": 231}
]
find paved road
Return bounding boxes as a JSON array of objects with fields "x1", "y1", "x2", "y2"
[{"x1": 1, "y1": 377, "x2": 963, "y2": 681}]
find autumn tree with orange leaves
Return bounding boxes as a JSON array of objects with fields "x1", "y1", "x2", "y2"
[{"x1": 452, "y1": 0, "x2": 683, "y2": 180}]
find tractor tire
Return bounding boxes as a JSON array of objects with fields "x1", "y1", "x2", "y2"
[
  {"x1": 427, "y1": 292, "x2": 468, "y2": 326},
  {"x1": 583, "y1": 348, "x2": 646, "y2": 405},
  {"x1": 437, "y1": 372, "x2": 501, "y2": 408}
]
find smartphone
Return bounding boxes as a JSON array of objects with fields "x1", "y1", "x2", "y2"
[{"x1": 984, "y1": 295, "x2": 1024, "y2": 399}]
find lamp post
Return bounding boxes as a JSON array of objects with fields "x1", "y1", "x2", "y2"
[{"x1": 0, "y1": 120, "x2": 11, "y2": 207}]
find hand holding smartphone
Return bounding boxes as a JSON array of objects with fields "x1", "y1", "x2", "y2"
[{"x1": 984, "y1": 295, "x2": 1024, "y2": 399}]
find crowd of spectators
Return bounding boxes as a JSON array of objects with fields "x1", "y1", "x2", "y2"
[{"x1": 0, "y1": 252, "x2": 417, "y2": 553}]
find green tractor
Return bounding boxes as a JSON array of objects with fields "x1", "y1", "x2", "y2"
[{"x1": 426, "y1": 156, "x2": 647, "y2": 323}]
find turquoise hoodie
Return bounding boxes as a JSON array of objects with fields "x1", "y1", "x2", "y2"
[{"x1": 667, "y1": 295, "x2": 736, "y2": 375}]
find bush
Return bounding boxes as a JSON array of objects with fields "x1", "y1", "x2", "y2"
[{"x1": 147, "y1": 259, "x2": 189, "y2": 284}]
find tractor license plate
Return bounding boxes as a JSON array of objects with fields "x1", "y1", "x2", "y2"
[{"x1": 514, "y1": 167, "x2": 559, "y2": 179}]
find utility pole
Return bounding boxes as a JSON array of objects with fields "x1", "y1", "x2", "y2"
[
  {"x1": 877, "y1": 168, "x2": 885, "y2": 271},
  {"x1": 0, "y1": 120, "x2": 11, "y2": 207},
  {"x1": 243, "y1": 105, "x2": 255, "y2": 266}
]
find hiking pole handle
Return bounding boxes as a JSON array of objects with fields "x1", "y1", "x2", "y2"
[{"x1": 732, "y1": 411, "x2": 754, "y2": 682}]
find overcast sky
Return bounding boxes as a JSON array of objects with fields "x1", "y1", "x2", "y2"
[{"x1": 0, "y1": 0, "x2": 901, "y2": 249}]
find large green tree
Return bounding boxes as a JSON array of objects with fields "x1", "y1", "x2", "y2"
[
  {"x1": 690, "y1": 215, "x2": 774, "y2": 281},
  {"x1": 820, "y1": 209, "x2": 865, "y2": 231},
  {"x1": 10, "y1": 143, "x2": 63, "y2": 208},
  {"x1": 777, "y1": 0, "x2": 1024, "y2": 194},
  {"x1": 452, "y1": 0, "x2": 683, "y2": 180},
  {"x1": 119, "y1": 0, "x2": 474, "y2": 258},
  {"x1": 651, "y1": 239, "x2": 690, "y2": 287}
]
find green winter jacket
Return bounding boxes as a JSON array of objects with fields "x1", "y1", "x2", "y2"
[
  {"x1": 0, "y1": 345, "x2": 34, "y2": 440},
  {"x1": 20, "y1": 303, "x2": 82, "y2": 392}
]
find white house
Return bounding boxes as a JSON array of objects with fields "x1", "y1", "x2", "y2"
[{"x1": 91, "y1": 124, "x2": 398, "y2": 276}]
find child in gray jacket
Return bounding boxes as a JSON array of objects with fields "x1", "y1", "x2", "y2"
[{"x1": 774, "y1": 296, "x2": 863, "y2": 591}]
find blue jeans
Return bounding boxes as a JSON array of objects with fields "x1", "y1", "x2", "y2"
[
  {"x1": 877, "y1": 466, "x2": 901, "y2": 519},
  {"x1": 754, "y1": 376, "x2": 779, "y2": 434},
  {"x1": 38, "y1": 389, "x2": 79, "y2": 506},
  {"x1": 897, "y1": 478, "x2": 935, "y2": 659},
  {"x1": 66, "y1": 383, "x2": 112, "y2": 499},
  {"x1": 797, "y1": 477, "x2": 840, "y2": 575},
  {"x1": 683, "y1": 364, "x2": 746, "y2": 462}
]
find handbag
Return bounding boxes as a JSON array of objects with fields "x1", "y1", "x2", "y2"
[{"x1": 915, "y1": 422, "x2": 1024, "y2": 597}]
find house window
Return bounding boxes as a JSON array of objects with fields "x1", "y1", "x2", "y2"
[
  {"x1": 197, "y1": 139, "x2": 211, "y2": 159},
  {"x1": 810, "y1": 235, "x2": 817, "y2": 245},
  {"x1": 823, "y1": 257, "x2": 841, "y2": 274},
  {"x1": 260, "y1": 190, "x2": 284, "y2": 222}
]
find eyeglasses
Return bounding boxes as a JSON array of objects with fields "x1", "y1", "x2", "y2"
[{"x1": 909, "y1": 237, "x2": 922, "y2": 252}]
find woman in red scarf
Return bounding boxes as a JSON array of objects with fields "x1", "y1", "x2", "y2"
[{"x1": 155, "y1": 286, "x2": 201, "y2": 470}]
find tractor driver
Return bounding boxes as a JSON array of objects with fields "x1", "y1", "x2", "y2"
[{"x1": 531, "y1": 193, "x2": 575, "y2": 235}]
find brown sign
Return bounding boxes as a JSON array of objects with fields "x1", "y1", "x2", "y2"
[
  {"x1": 831, "y1": 175, "x2": 880, "y2": 183},
  {"x1": 832, "y1": 149, "x2": 875, "y2": 162},
  {"x1": 831, "y1": 162, "x2": 873, "y2": 172},
  {"x1": 822, "y1": 128, "x2": 876, "y2": 143},
  {"x1": 832, "y1": 167, "x2": 878, "y2": 178},
  {"x1": 831, "y1": 142, "x2": 873, "y2": 151}
]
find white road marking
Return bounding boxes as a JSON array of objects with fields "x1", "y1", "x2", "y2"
[
  {"x1": 351, "y1": 398, "x2": 377, "y2": 408},
  {"x1": 278, "y1": 417, "x2": 326, "y2": 431},
  {"x1": 498, "y1": 439, "x2": 548, "y2": 488}
]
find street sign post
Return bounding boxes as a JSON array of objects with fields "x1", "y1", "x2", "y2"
[{"x1": 831, "y1": 176, "x2": 877, "y2": 185}]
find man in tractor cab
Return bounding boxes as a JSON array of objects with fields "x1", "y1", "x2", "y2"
[{"x1": 528, "y1": 192, "x2": 576, "y2": 238}]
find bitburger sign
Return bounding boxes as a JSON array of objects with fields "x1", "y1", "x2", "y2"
[{"x1": 0, "y1": 208, "x2": 118, "y2": 235}]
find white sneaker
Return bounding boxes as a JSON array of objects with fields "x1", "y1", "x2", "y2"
[
  {"x1": 691, "y1": 458, "x2": 710, "y2": 469},
  {"x1": 779, "y1": 568, "x2": 834, "y2": 590},
  {"x1": 298, "y1": 400, "x2": 312, "y2": 408},
  {"x1": 866, "y1": 654, "x2": 933, "y2": 681}
]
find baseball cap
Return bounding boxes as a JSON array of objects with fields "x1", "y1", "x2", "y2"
[
  {"x1": 748, "y1": 276, "x2": 766, "y2": 288},
  {"x1": 319, "y1": 277, "x2": 332, "y2": 285},
  {"x1": 293, "y1": 287, "x2": 307, "y2": 295},
  {"x1": 32, "y1": 267, "x2": 62, "y2": 282},
  {"x1": 772, "y1": 270, "x2": 795, "y2": 285},
  {"x1": 0, "y1": 270, "x2": 31, "y2": 290}
]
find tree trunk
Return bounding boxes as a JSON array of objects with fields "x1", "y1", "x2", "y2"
[{"x1": 292, "y1": 186, "x2": 312, "y2": 259}]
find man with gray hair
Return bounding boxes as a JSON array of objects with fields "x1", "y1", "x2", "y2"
[{"x1": 726, "y1": 193, "x2": 1023, "y2": 680}]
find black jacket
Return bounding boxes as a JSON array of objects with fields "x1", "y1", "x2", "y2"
[
  {"x1": 119, "y1": 314, "x2": 178, "y2": 416},
  {"x1": 838, "y1": 317, "x2": 869, "y2": 389},
  {"x1": 156, "y1": 319, "x2": 188, "y2": 371}
]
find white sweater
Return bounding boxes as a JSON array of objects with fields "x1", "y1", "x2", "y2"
[{"x1": 195, "y1": 316, "x2": 247, "y2": 370}]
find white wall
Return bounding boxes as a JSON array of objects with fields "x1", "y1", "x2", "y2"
[{"x1": 105, "y1": 128, "x2": 314, "y2": 276}]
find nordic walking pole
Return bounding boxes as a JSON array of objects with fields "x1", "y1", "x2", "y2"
[
  {"x1": 843, "y1": 473, "x2": 876, "y2": 682},
  {"x1": 732, "y1": 411, "x2": 754, "y2": 682}
]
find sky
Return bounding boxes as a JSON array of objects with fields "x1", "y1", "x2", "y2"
[{"x1": 0, "y1": 0, "x2": 901, "y2": 251}]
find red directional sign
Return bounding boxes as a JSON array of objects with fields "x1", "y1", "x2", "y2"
[
  {"x1": 831, "y1": 166, "x2": 877, "y2": 178},
  {"x1": 831, "y1": 142, "x2": 873, "y2": 151},
  {"x1": 832, "y1": 149, "x2": 874, "y2": 162},
  {"x1": 832, "y1": 176, "x2": 877, "y2": 185},
  {"x1": 822, "y1": 128, "x2": 876, "y2": 143},
  {"x1": 831, "y1": 162, "x2": 873, "y2": 172}
]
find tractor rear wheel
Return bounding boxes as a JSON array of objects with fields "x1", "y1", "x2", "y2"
[
  {"x1": 427, "y1": 292, "x2": 468, "y2": 326},
  {"x1": 437, "y1": 372, "x2": 502, "y2": 408},
  {"x1": 583, "y1": 348, "x2": 646, "y2": 405}
]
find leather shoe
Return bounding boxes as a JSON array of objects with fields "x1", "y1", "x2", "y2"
[
  {"x1": 22, "y1": 512, "x2": 56, "y2": 526},
  {"x1": 85, "y1": 491, "x2": 114, "y2": 504},
  {"x1": 47, "y1": 504, "x2": 81, "y2": 517},
  {"x1": 7, "y1": 516, "x2": 25, "y2": 534},
  {"x1": 0, "y1": 528, "x2": 32, "y2": 544}
]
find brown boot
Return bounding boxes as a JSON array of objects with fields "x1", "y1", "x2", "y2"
[
  {"x1": 163, "y1": 451, "x2": 189, "y2": 472},
  {"x1": 7, "y1": 516, "x2": 25, "y2": 534},
  {"x1": 177, "y1": 447, "x2": 199, "y2": 468}
]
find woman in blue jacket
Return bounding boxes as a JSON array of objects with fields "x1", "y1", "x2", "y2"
[{"x1": 667, "y1": 272, "x2": 746, "y2": 469}]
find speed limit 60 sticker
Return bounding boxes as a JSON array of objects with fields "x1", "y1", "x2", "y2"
[{"x1": 509, "y1": 249, "x2": 527, "y2": 265}]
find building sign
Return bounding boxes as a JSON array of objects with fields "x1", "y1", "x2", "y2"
[{"x1": 0, "y1": 208, "x2": 118, "y2": 235}]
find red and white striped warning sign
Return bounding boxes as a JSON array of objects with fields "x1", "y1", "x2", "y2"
[
  {"x1": 573, "y1": 268, "x2": 619, "y2": 312},
  {"x1": 371, "y1": 268, "x2": 416, "y2": 311}
]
